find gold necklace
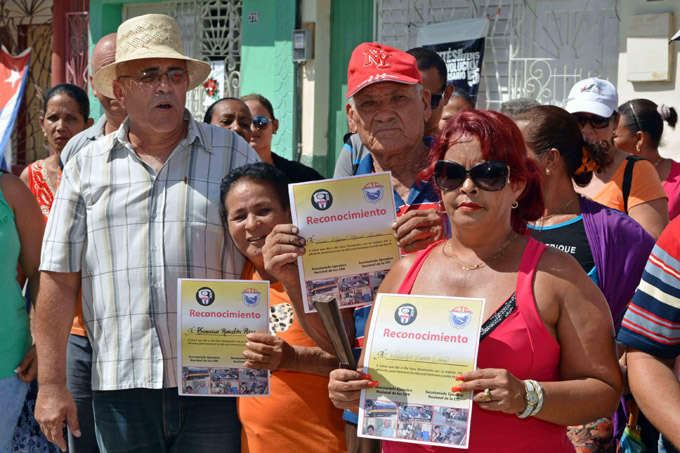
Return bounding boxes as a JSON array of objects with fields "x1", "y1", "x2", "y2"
[
  {"x1": 540, "y1": 196, "x2": 578, "y2": 222},
  {"x1": 443, "y1": 234, "x2": 515, "y2": 271},
  {"x1": 654, "y1": 158, "x2": 664, "y2": 167}
]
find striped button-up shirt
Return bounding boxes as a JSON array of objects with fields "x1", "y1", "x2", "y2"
[{"x1": 40, "y1": 112, "x2": 259, "y2": 390}]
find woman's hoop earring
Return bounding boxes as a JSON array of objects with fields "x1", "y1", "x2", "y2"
[
  {"x1": 636, "y1": 142, "x2": 641, "y2": 153},
  {"x1": 546, "y1": 168, "x2": 551, "y2": 176},
  {"x1": 437, "y1": 200, "x2": 446, "y2": 214},
  {"x1": 511, "y1": 201, "x2": 519, "y2": 209}
]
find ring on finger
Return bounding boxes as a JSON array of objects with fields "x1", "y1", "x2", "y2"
[{"x1": 484, "y1": 388, "x2": 492, "y2": 402}]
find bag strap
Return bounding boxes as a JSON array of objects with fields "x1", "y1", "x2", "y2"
[{"x1": 623, "y1": 156, "x2": 642, "y2": 214}]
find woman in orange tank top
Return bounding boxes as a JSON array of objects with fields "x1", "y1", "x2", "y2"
[{"x1": 221, "y1": 163, "x2": 346, "y2": 453}]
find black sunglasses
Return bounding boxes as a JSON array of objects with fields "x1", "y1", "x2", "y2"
[
  {"x1": 252, "y1": 116, "x2": 272, "y2": 130},
  {"x1": 573, "y1": 113, "x2": 611, "y2": 129},
  {"x1": 430, "y1": 93, "x2": 444, "y2": 110},
  {"x1": 434, "y1": 160, "x2": 510, "y2": 192}
]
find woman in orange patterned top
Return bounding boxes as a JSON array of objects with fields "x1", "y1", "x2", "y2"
[
  {"x1": 20, "y1": 83, "x2": 92, "y2": 220},
  {"x1": 220, "y1": 163, "x2": 346, "y2": 453},
  {"x1": 17, "y1": 83, "x2": 92, "y2": 452}
]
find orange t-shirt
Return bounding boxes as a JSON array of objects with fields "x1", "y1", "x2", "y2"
[
  {"x1": 592, "y1": 158, "x2": 667, "y2": 213},
  {"x1": 237, "y1": 261, "x2": 346, "y2": 453}
]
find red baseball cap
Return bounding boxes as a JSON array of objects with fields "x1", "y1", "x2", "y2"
[{"x1": 346, "y1": 43, "x2": 422, "y2": 99}]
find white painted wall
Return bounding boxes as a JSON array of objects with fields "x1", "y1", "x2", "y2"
[
  {"x1": 618, "y1": 0, "x2": 680, "y2": 159},
  {"x1": 300, "y1": 0, "x2": 331, "y2": 168}
]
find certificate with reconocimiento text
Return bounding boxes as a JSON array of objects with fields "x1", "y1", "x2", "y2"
[
  {"x1": 177, "y1": 279, "x2": 270, "y2": 397},
  {"x1": 289, "y1": 173, "x2": 400, "y2": 313},
  {"x1": 358, "y1": 294, "x2": 485, "y2": 449}
]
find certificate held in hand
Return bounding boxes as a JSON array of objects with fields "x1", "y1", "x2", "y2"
[{"x1": 358, "y1": 294, "x2": 485, "y2": 449}]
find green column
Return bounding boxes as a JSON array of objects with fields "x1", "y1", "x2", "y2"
[
  {"x1": 326, "y1": 0, "x2": 373, "y2": 175},
  {"x1": 241, "y1": 0, "x2": 296, "y2": 159}
]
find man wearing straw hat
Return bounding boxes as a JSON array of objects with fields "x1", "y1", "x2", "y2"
[{"x1": 34, "y1": 14, "x2": 258, "y2": 452}]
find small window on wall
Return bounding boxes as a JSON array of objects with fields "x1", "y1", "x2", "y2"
[{"x1": 626, "y1": 13, "x2": 673, "y2": 83}]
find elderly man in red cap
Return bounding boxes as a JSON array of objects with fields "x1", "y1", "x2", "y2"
[
  {"x1": 345, "y1": 43, "x2": 445, "y2": 254},
  {"x1": 34, "y1": 14, "x2": 258, "y2": 452},
  {"x1": 261, "y1": 42, "x2": 447, "y2": 453},
  {"x1": 339, "y1": 42, "x2": 447, "y2": 452}
]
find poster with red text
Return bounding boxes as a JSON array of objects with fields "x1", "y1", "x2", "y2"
[
  {"x1": 288, "y1": 173, "x2": 399, "y2": 313},
  {"x1": 177, "y1": 279, "x2": 269, "y2": 397},
  {"x1": 358, "y1": 293, "x2": 485, "y2": 449}
]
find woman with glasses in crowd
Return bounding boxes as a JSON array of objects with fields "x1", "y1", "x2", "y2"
[
  {"x1": 220, "y1": 163, "x2": 345, "y2": 452},
  {"x1": 565, "y1": 78, "x2": 668, "y2": 238},
  {"x1": 614, "y1": 99, "x2": 680, "y2": 220},
  {"x1": 268, "y1": 109, "x2": 623, "y2": 452},
  {"x1": 517, "y1": 105, "x2": 655, "y2": 451},
  {"x1": 240, "y1": 93, "x2": 323, "y2": 183},
  {"x1": 204, "y1": 97, "x2": 253, "y2": 143}
]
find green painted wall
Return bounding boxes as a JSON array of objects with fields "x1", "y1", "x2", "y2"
[
  {"x1": 241, "y1": 0, "x2": 296, "y2": 160},
  {"x1": 326, "y1": 0, "x2": 373, "y2": 175}
]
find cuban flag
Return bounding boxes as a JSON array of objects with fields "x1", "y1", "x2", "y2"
[{"x1": 0, "y1": 46, "x2": 31, "y2": 171}]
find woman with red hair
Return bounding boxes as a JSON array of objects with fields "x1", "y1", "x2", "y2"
[{"x1": 321, "y1": 110, "x2": 623, "y2": 452}]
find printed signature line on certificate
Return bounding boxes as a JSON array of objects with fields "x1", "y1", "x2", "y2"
[
  {"x1": 306, "y1": 232, "x2": 391, "y2": 244},
  {"x1": 389, "y1": 358, "x2": 466, "y2": 367}
]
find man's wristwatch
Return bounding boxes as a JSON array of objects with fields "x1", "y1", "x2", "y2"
[{"x1": 517, "y1": 379, "x2": 540, "y2": 419}]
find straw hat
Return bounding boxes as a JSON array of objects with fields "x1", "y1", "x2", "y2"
[{"x1": 92, "y1": 14, "x2": 211, "y2": 99}]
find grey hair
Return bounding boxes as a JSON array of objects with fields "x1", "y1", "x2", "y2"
[
  {"x1": 500, "y1": 98, "x2": 541, "y2": 119},
  {"x1": 347, "y1": 83, "x2": 424, "y2": 108}
]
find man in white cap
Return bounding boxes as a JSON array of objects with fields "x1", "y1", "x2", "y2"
[{"x1": 34, "y1": 14, "x2": 258, "y2": 452}]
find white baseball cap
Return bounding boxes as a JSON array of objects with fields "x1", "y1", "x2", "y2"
[{"x1": 565, "y1": 77, "x2": 618, "y2": 118}]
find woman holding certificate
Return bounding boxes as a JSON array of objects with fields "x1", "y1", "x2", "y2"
[
  {"x1": 220, "y1": 163, "x2": 346, "y2": 452},
  {"x1": 324, "y1": 110, "x2": 623, "y2": 452}
]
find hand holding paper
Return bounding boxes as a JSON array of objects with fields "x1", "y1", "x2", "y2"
[
  {"x1": 456, "y1": 368, "x2": 527, "y2": 414},
  {"x1": 329, "y1": 368, "x2": 374, "y2": 411},
  {"x1": 392, "y1": 208, "x2": 445, "y2": 253},
  {"x1": 243, "y1": 333, "x2": 294, "y2": 371},
  {"x1": 262, "y1": 224, "x2": 306, "y2": 289}
]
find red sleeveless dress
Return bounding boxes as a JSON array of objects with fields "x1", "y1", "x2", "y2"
[{"x1": 384, "y1": 237, "x2": 575, "y2": 453}]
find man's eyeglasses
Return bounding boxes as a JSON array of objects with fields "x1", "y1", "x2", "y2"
[
  {"x1": 117, "y1": 69, "x2": 189, "y2": 86},
  {"x1": 573, "y1": 113, "x2": 612, "y2": 129},
  {"x1": 430, "y1": 92, "x2": 444, "y2": 110},
  {"x1": 252, "y1": 116, "x2": 272, "y2": 130},
  {"x1": 434, "y1": 160, "x2": 510, "y2": 192}
]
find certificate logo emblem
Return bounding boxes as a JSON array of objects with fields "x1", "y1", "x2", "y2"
[
  {"x1": 242, "y1": 288, "x2": 261, "y2": 308},
  {"x1": 394, "y1": 303, "x2": 417, "y2": 326},
  {"x1": 362, "y1": 182, "x2": 384, "y2": 204},
  {"x1": 449, "y1": 306, "x2": 472, "y2": 329},
  {"x1": 196, "y1": 287, "x2": 215, "y2": 306},
  {"x1": 311, "y1": 189, "x2": 333, "y2": 211}
]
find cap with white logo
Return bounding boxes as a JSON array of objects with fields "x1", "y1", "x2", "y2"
[
  {"x1": 565, "y1": 77, "x2": 618, "y2": 118},
  {"x1": 346, "y1": 42, "x2": 422, "y2": 99}
]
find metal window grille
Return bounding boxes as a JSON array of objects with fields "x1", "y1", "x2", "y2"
[{"x1": 375, "y1": 0, "x2": 620, "y2": 109}]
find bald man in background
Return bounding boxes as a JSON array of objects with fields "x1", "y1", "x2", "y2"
[
  {"x1": 59, "y1": 33, "x2": 126, "y2": 453},
  {"x1": 60, "y1": 33, "x2": 127, "y2": 165}
]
